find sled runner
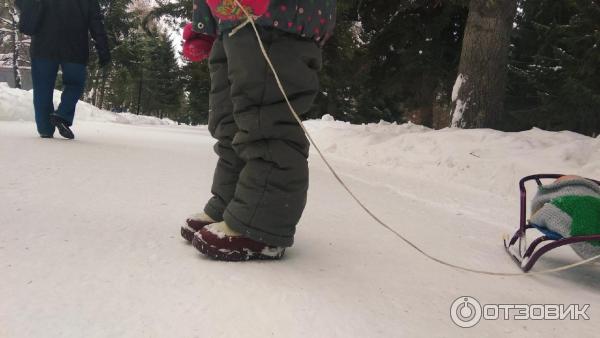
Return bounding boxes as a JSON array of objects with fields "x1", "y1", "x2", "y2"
[{"x1": 504, "y1": 174, "x2": 600, "y2": 272}]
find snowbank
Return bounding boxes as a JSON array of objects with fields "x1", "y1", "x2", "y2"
[
  {"x1": 305, "y1": 114, "x2": 600, "y2": 197},
  {"x1": 2, "y1": 80, "x2": 598, "y2": 197},
  {"x1": 0, "y1": 83, "x2": 177, "y2": 126}
]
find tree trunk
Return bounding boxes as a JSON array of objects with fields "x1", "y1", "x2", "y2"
[
  {"x1": 90, "y1": 67, "x2": 100, "y2": 105},
  {"x1": 136, "y1": 71, "x2": 143, "y2": 115},
  {"x1": 98, "y1": 68, "x2": 109, "y2": 109},
  {"x1": 327, "y1": 87, "x2": 337, "y2": 117},
  {"x1": 449, "y1": 0, "x2": 517, "y2": 128},
  {"x1": 10, "y1": 7, "x2": 22, "y2": 89},
  {"x1": 408, "y1": 74, "x2": 436, "y2": 127}
]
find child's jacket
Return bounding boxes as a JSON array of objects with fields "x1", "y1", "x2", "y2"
[{"x1": 193, "y1": 0, "x2": 336, "y2": 43}]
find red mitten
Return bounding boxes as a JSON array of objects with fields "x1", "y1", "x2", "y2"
[
  {"x1": 206, "y1": 0, "x2": 270, "y2": 21},
  {"x1": 182, "y1": 23, "x2": 200, "y2": 41},
  {"x1": 183, "y1": 35, "x2": 216, "y2": 62}
]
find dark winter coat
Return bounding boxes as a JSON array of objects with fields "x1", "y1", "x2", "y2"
[
  {"x1": 193, "y1": 0, "x2": 336, "y2": 43},
  {"x1": 25, "y1": 0, "x2": 110, "y2": 65}
]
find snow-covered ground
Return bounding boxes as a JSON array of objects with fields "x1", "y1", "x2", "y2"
[
  {"x1": 1, "y1": 85, "x2": 600, "y2": 337},
  {"x1": 0, "y1": 83, "x2": 178, "y2": 126}
]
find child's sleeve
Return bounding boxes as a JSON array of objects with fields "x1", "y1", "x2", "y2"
[{"x1": 193, "y1": 0, "x2": 218, "y2": 36}]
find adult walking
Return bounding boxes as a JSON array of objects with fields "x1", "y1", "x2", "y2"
[{"x1": 17, "y1": 0, "x2": 110, "y2": 139}]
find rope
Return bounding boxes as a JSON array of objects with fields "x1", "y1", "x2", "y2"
[{"x1": 230, "y1": 0, "x2": 600, "y2": 277}]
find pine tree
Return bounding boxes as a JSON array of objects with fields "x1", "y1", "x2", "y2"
[
  {"x1": 358, "y1": 0, "x2": 468, "y2": 127},
  {"x1": 138, "y1": 31, "x2": 183, "y2": 120},
  {"x1": 143, "y1": 0, "x2": 193, "y2": 31},
  {"x1": 506, "y1": 0, "x2": 600, "y2": 136},
  {"x1": 181, "y1": 61, "x2": 210, "y2": 125},
  {"x1": 309, "y1": 0, "x2": 369, "y2": 122}
]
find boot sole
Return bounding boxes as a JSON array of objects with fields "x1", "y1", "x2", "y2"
[
  {"x1": 180, "y1": 225, "x2": 197, "y2": 243},
  {"x1": 192, "y1": 235, "x2": 285, "y2": 261},
  {"x1": 56, "y1": 125, "x2": 74, "y2": 139},
  {"x1": 50, "y1": 115, "x2": 74, "y2": 139}
]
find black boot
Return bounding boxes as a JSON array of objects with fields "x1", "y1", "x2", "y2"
[{"x1": 50, "y1": 114, "x2": 75, "y2": 139}]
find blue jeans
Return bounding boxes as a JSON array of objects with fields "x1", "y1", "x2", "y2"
[{"x1": 31, "y1": 59, "x2": 87, "y2": 136}]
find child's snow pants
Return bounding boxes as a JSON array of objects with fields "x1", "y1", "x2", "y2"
[{"x1": 203, "y1": 26, "x2": 322, "y2": 247}]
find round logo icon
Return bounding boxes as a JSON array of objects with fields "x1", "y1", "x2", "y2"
[{"x1": 450, "y1": 296, "x2": 482, "y2": 328}]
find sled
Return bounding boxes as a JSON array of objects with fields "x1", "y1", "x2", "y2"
[{"x1": 503, "y1": 174, "x2": 600, "y2": 272}]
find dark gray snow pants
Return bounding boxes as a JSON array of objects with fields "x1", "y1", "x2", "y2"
[{"x1": 203, "y1": 26, "x2": 322, "y2": 247}]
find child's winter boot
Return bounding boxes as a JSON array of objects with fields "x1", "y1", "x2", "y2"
[
  {"x1": 192, "y1": 221, "x2": 285, "y2": 261},
  {"x1": 181, "y1": 213, "x2": 216, "y2": 242}
]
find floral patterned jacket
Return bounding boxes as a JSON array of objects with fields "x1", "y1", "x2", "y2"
[{"x1": 192, "y1": 0, "x2": 336, "y2": 44}]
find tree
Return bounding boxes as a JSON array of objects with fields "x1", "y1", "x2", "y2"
[
  {"x1": 143, "y1": 0, "x2": 192, "y2": 32},
  {"x1": 142, "y1": 0, "x2": 211, "y2": 124},
  {"x1": 137, "y1": 31, "x2": 183, "y2": 119},
  {"x1": 181, "y1": 61, "x2": 210, "y2": 125},
  {"x1": 359, "y1": 0, "x2": 468, "y2": 127},
  {"x1": 506, "y1": 0, "x2": 600, "y2": 136},
  {"x1": 0, "y1": 0, "x2": 30, "y2": 89},
  {"x1": 450, "y1": 0, "x2": 517, "y2": 128},
  {"x1": 308, "y1": 0, "x2": 369, "y2": 122},
  {"x1": 85, "y1": 0, "x2": 135, "y2": 106}
]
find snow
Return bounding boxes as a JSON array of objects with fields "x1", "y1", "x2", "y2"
[
  {"x1": 261, "y1": 246, "x2": 285, "y2": 258},
  {"x1": 451, "y1": 73, "x2": 467, "y2": 128},
  {"x1": 1, "y1": 90, "x2": 600, "y2": 337},
  {"x1": 351, "y1": 21, "x2": 365, "y2": 46},
  {"x1": 0, "y1": 53, "x2": 11, "y2": 62},
  {"x1": 451, "y1": 99, "x2": 466, "y2": 128},
  {"x1": 305, "y1": 118, "x2": 600, "y2": 197},
  {"x1": 0, "y1": 83, "x2": 177, "y2": 125},
  {"x1": 451, "y1": 73, "x2": 465, "y2": 102}
]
